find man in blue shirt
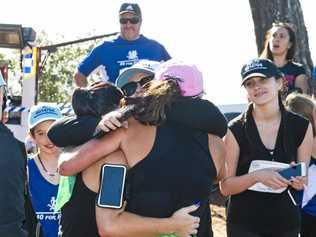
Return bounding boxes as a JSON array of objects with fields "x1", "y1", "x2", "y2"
[{"x1": 75, "y1": 3, "x2": 171, "y2": 87}]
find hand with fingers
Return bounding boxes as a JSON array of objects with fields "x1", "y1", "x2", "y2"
[
  {"x1": 288, "y1": 162, "x2": 307, "y2": 191},
  {"x1": 255, "y1": 169, "x2": 291, "y2": 190},
  {"x1": 167, "y1": 204, "x2": 200, "y2": 237},
  {"x1": 290, "y1": 176, "x2": 306, "y2": 191},
  {"x1": 97, "y1": 111, "x2": 128, "y2": 133}
]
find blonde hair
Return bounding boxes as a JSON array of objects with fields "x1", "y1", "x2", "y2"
[{"x1": 285, "y1": 93, "x2": 316, "y2": 136}]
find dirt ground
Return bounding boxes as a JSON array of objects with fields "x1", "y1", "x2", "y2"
[{"x1": 211, "y1": 204, "x2": 227, "y2": 237}]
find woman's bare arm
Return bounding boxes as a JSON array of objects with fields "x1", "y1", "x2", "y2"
[
  {"x1": 58, "y1": 128, "x2": 126, "y2": 176},
  {"x1": 291, "y1": 123, "x2": 313, "y2": 190},
  {"x1": 207, "y1": 134, "x2": 226, "y2": 182},
  {"x1": 96, "y1": 204, "x2": 200, "y2": 237}
]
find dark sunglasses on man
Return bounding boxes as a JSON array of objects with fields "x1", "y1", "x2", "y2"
[
  {"x1": 119, "y1": 17, "x2": 140, "y2": 24},
  {"x1": 121, "y1": 75, "x2": 154, "y2": 96}
]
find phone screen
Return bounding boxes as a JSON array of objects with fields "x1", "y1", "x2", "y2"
[
  {"x1": 278, "y1": 164, "x2": 303, "y2": 180},
  {"x1": 97, "y1": 164, "x2": 126, "y2": 208}
]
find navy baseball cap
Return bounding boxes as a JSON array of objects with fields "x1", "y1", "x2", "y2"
[
  {"x1": 241, "y1": 59, "x2": 283, "y2": 85},
  {"x1": 119, "y1": 3, "x2": 142, "y2": 17}
]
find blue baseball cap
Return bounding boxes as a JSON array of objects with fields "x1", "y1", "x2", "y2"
[
  {"x1": 115, "y1": 60, "x2": 160, "y2": 88},
  {"x1": 28, "y1": 104, "x2": 62, "y2": 129}
]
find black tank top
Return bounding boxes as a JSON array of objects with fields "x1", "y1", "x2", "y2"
[
  {"x1": 228, "y1": 110, "x2": 309, "y2": 233},
  {"x1": 125, "y1": 122, "x2": 217, "y2": 237},
  {"x1": 60, "y1": 173, "x2": 98, "y2": 237}
]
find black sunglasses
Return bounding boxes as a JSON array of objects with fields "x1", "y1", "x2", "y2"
[
  {"x1": 121, "y1": 75, "x2": 153, "y2": 96},
  {"x1": 119, "y1": 17, "x2": 140, "y2": 24}
]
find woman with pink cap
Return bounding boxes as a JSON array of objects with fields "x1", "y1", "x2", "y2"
[{"x1": 58, "y1": 60, "x2": 226, "y2": 237}]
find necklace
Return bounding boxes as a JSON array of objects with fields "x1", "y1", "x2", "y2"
[{"x1": 37, "y1": 155, "x2": 58, "y2": 177}]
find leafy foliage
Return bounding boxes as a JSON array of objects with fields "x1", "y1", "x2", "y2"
[{"x1": 37, "y1": 31, "x2": 98, "y2": 103}]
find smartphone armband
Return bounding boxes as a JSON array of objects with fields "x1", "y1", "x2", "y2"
[{"x1": 97, "y1": 164, "x2": 127, "y2": 209}]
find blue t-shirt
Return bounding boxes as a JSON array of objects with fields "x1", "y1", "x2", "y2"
[
  {"x1": 78, "y1": 34, "x2": 171, "y2": 83},
  {"x1": 28, "y1": 157, "x2": 60, "y2": 237}
]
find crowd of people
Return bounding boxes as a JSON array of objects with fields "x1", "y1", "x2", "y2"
[{"x1": 0, "y1": 2, "x2": 315, "y2": 237}]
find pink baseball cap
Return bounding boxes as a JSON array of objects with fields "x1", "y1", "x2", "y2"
[{"x1": 155, "y1": 60, "x2": 204, "y2": 97}]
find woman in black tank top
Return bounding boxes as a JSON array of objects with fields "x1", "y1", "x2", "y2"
[
  {"x1": 220, "y1": 59, "x2": 312, "y2": 237},
  {"x1": 57, "y1": 61, "x2": 226, "y2": 237}
]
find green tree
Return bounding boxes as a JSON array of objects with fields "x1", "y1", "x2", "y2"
[{"x1": 36, "y1": 32, "x2": 99, "y2": 103}]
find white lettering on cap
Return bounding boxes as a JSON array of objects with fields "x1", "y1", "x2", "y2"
[
  {"x1": 244, "y1": 60, "x2": 267, "y2": 73},
  {"x1": 126, "y1": 5, "x2": 134, "y2": 11}
]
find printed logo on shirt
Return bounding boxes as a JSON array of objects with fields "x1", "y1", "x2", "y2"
[
  {"x1": 36, "y1": 196, "x2": 61, "y2": 221},
  {"x1": 117, "y1": 50, "x2": 139, "y2": 67},
  {"x1": 48, "y1": 196, "x2": 57, "y2": 211},
  {"x1": 127, "y1": 50, "x2": 138, "y2": 60}
]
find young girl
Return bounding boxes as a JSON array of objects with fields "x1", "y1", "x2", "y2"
[
  {"x1": 220, "y1": 58, "x2": 313, "y2": 237},
  {"x1": 27, "y1": 104, "x2": 62, "y2": 237},
  {"x1": 285, "y1": 93, "x2": 316, "y2": 237},
  {"x1": 260, "y1": 22, "x2": 309, "y2": 96}
]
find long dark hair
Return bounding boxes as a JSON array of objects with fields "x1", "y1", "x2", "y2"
[
  {"x1": 120, "y1": 79, "x2": 182, "y2": 126},
  {"x1": 238, "y1": 91, "x2": 296, "y2": 169},
  {"x1": 72, "y1": 81, "x2": 123, "y2": 117},
  {"x1": 260, "y1": 22, "x2": 296, "y2": 61}
]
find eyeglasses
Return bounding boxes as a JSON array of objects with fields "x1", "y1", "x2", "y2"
[
  {"x1": 121, "y1": 75, "x2": 153, "y2": 96},
  {"x1": 119, "y1": 17, "x2": 140, "y2": 24}
]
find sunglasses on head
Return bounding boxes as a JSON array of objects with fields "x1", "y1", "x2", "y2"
[
  {"x1": 121, "y1": 75, "x2": 154, "y2": 96},
  {"x1": 119, "y1": 17, "x2": 140, "y2": 24}
]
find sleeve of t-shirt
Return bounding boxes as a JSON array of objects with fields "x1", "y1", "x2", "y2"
[
  {"x1": 166, "y1": 98, "x2": 227, "y2": 138},
  {"x1": 77, "y1": 44, "x2": 103, "y2": 76},
  {"x1": 0, "y1": 138, "x2": 28, "y2": 237},
  {"x1": 160, "y1": 44, "x2": 171, "y2": 61},
  {"x1": 295, "y1": 64, "x2": 306, "y2": 77},
  {"x1": 47, "y1": 116, "x2": 100, "y2": 147}
]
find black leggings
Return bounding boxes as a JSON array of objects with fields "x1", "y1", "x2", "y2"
[
  {"x1": 301, "y1": 211, "x2": 316, "y2": 237},
  {"x1": 227, "y1": 223, "x2": 299, "y2": 237}
]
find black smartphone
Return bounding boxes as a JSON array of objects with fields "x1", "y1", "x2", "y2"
[
  {"x1": 278, "y1": 163, "x2": 306, "y2": 180},
  {"x1": 97, "y1": 164, "x2": 127, "y2": 209}
]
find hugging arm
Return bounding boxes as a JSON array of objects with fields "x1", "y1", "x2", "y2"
[
  {"x1": 96, "y1": 204, "x2": 200, "y2": 237},
  {"x1": 58, "y1": 128, "x2": 125, "y2": 176},
  {"x1": 167, "y1": 98, "x2": 227, "y2": 138},
  {"x1": 48, "y1": 116, "x2": 100, "y2": 147}
]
